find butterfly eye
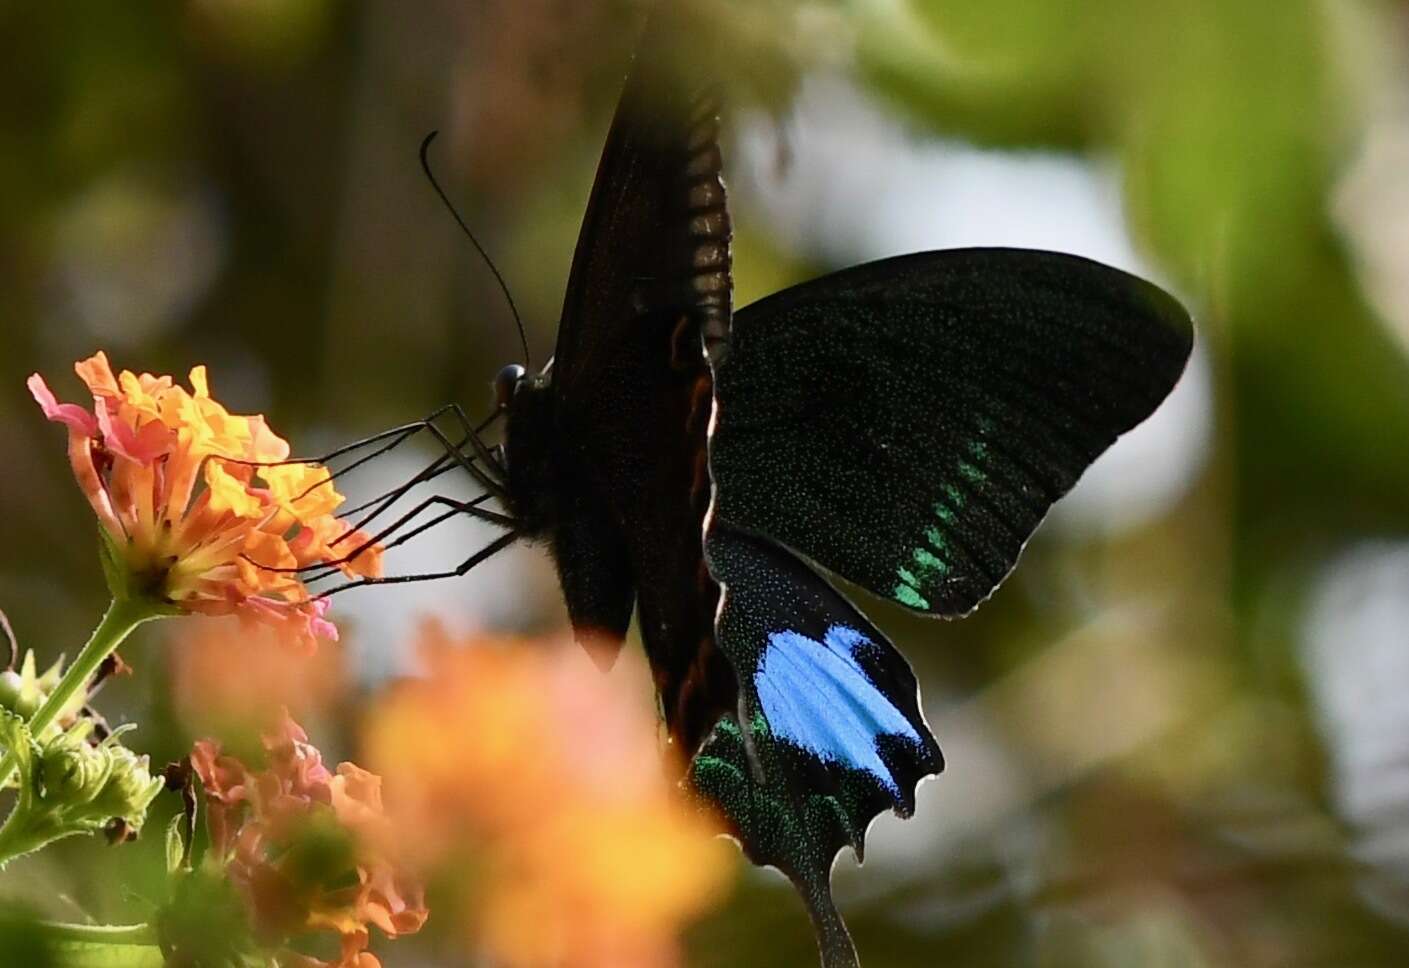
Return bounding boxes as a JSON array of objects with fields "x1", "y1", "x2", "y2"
[{"x1": 494, "y1": 363, "x2": 526, "y2": 409}]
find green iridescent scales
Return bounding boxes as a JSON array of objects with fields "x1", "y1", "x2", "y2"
[
  {"x1": 690, "y1": 717, "x2": 878, "y2": 968},
  {"x1": 710, "y1": 248, "x2": 1194, "y2": 618},
  {"x1": 893, "y1": 439, "x2": 994, "y2": 606}
]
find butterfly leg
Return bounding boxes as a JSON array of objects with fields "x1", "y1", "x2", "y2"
[
  {"x1": 223, "y1": 417, "x2": 434, "y2": 525},
  {"x1": 317, "y1": 530, "x2": 520, "y2": 595},
  {"x1": 283, "y1": 490, "x2": 513, "y2": 584},
  {"x1": 232, "y1": 405, "x2": 501, "y2": 529},
  {"x1": 435, "y1": 402, "x2": 509, "y2": 486},
  {"x1": 238, "y1": 405, "x2": 468, "y2": 484},
  {"x1": 337, "y1": 455, "x2": 461, "y2": 526},
  {"x1": 252, "y1": 495, "x2": 514, "y2": 588},
  {"x1": 321, "y1": 403, "x2": 504, "y2": 492},
  {"x1": 327, "y1": 405, "x2": 509, "y2": 543},
  {"x1": 399, "y1": 409, "x2": 507, "y2": 499},
  {"x1": 233, "y1": 405, "x2": 519, "y2": 594},
  {"x1": 349, "y1": 404, "x2": 508, "y2": 513}
]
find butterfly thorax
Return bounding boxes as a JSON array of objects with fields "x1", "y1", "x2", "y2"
[{"x1": 500, "y1": 375, "x2": 560, "y2": 540}]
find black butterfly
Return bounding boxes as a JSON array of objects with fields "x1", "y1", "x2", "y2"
[{"x1": 427, "y1": 7, "x2": 1191, "y2": 966}]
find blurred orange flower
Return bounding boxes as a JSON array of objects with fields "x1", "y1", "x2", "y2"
[
  {"x1": 190, "y1": 711, "x2": 426, "y2": 968},
  {"x1": 170, "y1": 618, "x2": 347, "y2": 737},
  {"x1": 364, "y1": 623, "x2": 734, "y2": 968},
  {"x1": 29, "y1": 352, "x2": 382, "y2": 650}
]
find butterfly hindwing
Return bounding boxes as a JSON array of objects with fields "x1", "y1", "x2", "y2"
[
  {"x1": 708, "y1": 248, "x2": 1194, "y2": 616},
  {"x1": 691, "y1": 522, "x2": 943, "y2": 968}
]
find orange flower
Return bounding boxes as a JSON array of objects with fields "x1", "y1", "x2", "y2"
[
  {"x1": 190, "y1": 711, "x2": 426, "y2": 968},
  {"x1": 364, "y1": 623, "x2": 734, "y2": 968},
  {"x1": 29, "y1": 352, "x2": 382, "y2": 651}
]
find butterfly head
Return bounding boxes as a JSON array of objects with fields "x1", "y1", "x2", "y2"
[{"x1": 494, "y1": 363, "x2": 527, "y2": 410}]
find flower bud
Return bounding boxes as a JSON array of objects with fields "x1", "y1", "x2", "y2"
[
  {"x1": 92, "y1": 747, "x2": 162, "y2": 824},
  {"x1": 39, "y1": 736, "x2": 111, "y2": 806},
  {"x1": 0, "y1": 652, "x2": 83, "y2": 726},
  {"x1": 0, "y1": 669, "x2": 43, "y2": 721},
  {"x1": 33, "y1": 656, "x2": 63, "y2": 695},
  {"x1": 0, "y1": 670, "x2": 26, "y2": 716}
]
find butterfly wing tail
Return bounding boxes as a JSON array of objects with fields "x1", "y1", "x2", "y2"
[
  {"x1": 691, "y1": 715, "x2": 862, "y2": 968},
  {"x1": 691, "y1": 523, "x2": 942, "y2": 966},
  {"x1": 815, "y1": 904, "x2": 862, "y2": 968}
]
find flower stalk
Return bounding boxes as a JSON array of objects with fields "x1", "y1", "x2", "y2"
[
  {"x1": 0, "y1": 595, "x2": 164, "y2": 794},
  {"x1": 34, "y1": 921, "x2": 158, "y2": 946}
]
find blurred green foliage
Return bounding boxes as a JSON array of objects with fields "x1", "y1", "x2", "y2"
[
  {"x1": 859, "y1": 0, "x2": 1409, "y2": 551},
  {"x1": 1, "y1": 0, "x2": 1408, "y2": 965}
]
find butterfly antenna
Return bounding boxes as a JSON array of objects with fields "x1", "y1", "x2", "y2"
[{"x1": 419, "y1": 130, "x2": 532, "y2": 367}]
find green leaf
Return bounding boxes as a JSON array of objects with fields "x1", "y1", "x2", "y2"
[
  {"x1": 165, "y1": 812, "x2": 186, "y2": 875},
  {"x1": 0, "y1": 709, "x2": 36, "y2": 802}
]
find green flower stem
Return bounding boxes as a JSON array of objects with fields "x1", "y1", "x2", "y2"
[
  {"x1": 0, "y1": 815, "x2": 58, "y2": 864},
  {"x1": 0, "y1": 596, "x2": 164, "y2": 791},
  {"x1": 37, "y1": 921, "x2": 157, "y2": 945}
]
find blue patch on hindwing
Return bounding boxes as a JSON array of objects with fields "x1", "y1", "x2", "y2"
[{"x1": 754, "y1": 625, "x2": 921, "y2": 794}]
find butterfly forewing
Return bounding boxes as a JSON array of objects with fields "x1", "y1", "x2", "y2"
[
  {"x1": 552, "y1": 14, "x2": 731, "y2": 407},
  {"x1": 518, "y1": 2, "x2": 736, "y2": 745}
]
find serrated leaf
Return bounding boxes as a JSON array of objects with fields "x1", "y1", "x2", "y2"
[
  {"x1": 0, "y1": 708, "x2": 29, "y2": 746},
  {"x1": 0, "y1": 709, "x2": 36, "y2": 801}
]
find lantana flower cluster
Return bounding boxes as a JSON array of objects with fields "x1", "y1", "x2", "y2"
[
  {"x1": 188, "y1": 712, "x2": 426, "y2": 968},
  {"x1": 365, "y1": 624, "x2": 735, "y2": 968},
  {"x1": 28, "y1": 352, "x2": 381, "y2": 650}
]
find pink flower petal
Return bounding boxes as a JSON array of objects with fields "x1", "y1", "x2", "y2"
[
  {"x1": 28, "y1": 374, "x2": 98, "y2": 436},
  {"x1": 306, "y1": 598, "x2": 340, "y2": 644},
  {"x1": 95, "y1": 398, "x2": 171, "y2": 464},
  {"x1": 67, "y1": 434, "x2": 124, "y2": 538},
  {"x1": 241, "y1": 597, "x2": 339, "y2": 651}
]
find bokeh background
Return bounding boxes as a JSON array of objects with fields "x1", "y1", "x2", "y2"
[{"x1": 3, "y1": 0, "x2": 1409, "y2": 965}]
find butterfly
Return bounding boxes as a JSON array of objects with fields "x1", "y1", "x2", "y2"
[{"x1": 443, "y1": 5, "x2": 1192, "y2": 966}]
